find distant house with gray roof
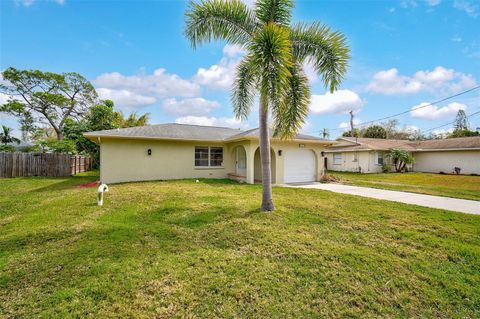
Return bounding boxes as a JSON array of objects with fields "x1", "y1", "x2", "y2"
[{"x1": 324, "y1": 136, "x2": 480, "y2": 174}]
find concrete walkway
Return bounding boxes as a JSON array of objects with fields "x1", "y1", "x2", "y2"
[{"x1": 285, "y1": 183, "x2": 480, "y2": 215}]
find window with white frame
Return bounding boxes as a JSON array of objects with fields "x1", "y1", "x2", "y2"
[
  {"x1": 333, "y1": 153, "x2": 342, "y2": 165},
  {"x1": 352, "y1": 152, "x2": 358, "y2": 162},
  {"x1": 195, "y1": 146, "x2": 223, "y2": 167},
  {"x1": 375, "y1": 152, "x2": 384, "y2": 165}
]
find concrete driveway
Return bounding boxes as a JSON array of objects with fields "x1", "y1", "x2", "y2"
[{"x1": 284, "y1": 183, "x2": 480, "y2": 215}]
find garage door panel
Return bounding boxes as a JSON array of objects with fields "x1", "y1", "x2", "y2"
[{"x1": 284, "y1": 149, "x2": 316, "y2": 183}]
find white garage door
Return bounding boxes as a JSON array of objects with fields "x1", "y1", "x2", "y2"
[{"x1": 284, "y1": 149, "x2": 316, "y2": 183}]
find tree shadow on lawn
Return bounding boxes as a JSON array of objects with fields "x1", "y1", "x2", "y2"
[{"x1": 28, "y1": 174, "x2": 100, "y2": 193}]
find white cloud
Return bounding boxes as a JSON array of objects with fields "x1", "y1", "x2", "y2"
[
  {"x1": 425, "y1": 0, "x2": 441, "y2": 6},
  {"x1": 310, "y1": 89, "x2": 364, "y2": 115},
  {"x1": 223, "y1": 44, "x2": 245, "y2": 58},
  {"x1": 96, "y1": 88, "x2": 156, "y2": 109},
  {"x1": 367, "y1": 66, "x2": 477, "y2": 95},
  {"x1": 411, "y1": 102, "x2": 467, "y2": 120},
  {"x1": 241, "y1": 0, "x2": 256, "y2": 7},
  {"x1": 430, "y1": 128, "x2": 454, "y2": 138},
  {"x1": 400, "y1": 0, "x2": 418, "y2": 8},
  {"x1": 15, "y1": 0, "x2": 64, "y2": 6},
  {"x1": 299, "y1": 120, "x2": 312, "y2": 134},
  {"x1": 175, "y1": 116, "x2": 248, "y2": 129},
  {"x1": 194, "y1": 44, "x2": 247, "y2": 91},
  {"x1": 451, "y1": 35, "x2": 463, "y2": 42},
  {"x1": 338, "y1": 118, "x2": 361, "y2": 132},
  {"x1": 0, "y1": 93, "x2": 14, "y2": 104},
  {"x1": 303, "y1": 62, "x2": 319, "y2": 85},
  {"x1": 404, "y1": 125, "x2": 420, "y2": 133},
  {"x1": 162, "y1": 98, "x2": 220, "y2": 116},
  {"x1": 194, "y1": 58, "x2": 239, "y2": 90},
  {"x1": 453, "y1": 0, "x2": 478, "y2": 17},
  {"x1": 95, "y1": 68, "x2": 200, "y2": 98}
]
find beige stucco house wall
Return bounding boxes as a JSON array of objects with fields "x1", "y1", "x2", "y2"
[
  {"x1": 324, "y1": 136, "x2": 480, "y2": 175},
  {"x1": 413, "y1": 150, "x2": 480, "y2": 175},
  {"x1": 326, "y1": 151, "x2": 384, "y2": 173},
  {"x1": 98, "y1": 137, "x2": 328, "y2": 184}
]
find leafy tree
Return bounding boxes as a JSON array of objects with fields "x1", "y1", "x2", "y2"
[
  {"x1": 0, "y1": 125, "x2": 21, "y2": 145},
  {"x1": 342, "y1": 128, "x2": 360, "y2": 138},
  {"x1": 453, "y1": 109, "x2": 469, "y2": 131},
  {"x1": 0, "y1": 67, "x2": 97, "y2": 140},
  {"x1": 185, "y1": 0, "x2": 349, "y2": 211},
  {"x1": 87, "y1": 100, "x2": 119, "y2": 132},
  {"x1": 387, "y1": 149, "x2": 414, "y2": 173},
  {"x1": 63, "y1": 100, "x2": 118, "y2": 167},
  {"x1": 37, "y1": 139, "x2": 77, "y2": 154},
  {"x1": 449, "y1": 129, "x2": 479, "y2": 138},
  {"x1": 363, "y1": 125, "x2": 387, "y2": 139},
  {"x1": 62, "y1": 100, "x2": 149, "y2": 167}
]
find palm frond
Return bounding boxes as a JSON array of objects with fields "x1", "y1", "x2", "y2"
[
  {"x1": 272, "y1": 63, "x2": 310, "y2": 139},
  {"x1": 291, "y1": 22, "x2": 350, "y2": 92},
  {"x1": 185, "y1": 0, "x2": 258, "y2": 48},
  {"x1": 249, "y1": 22, "x2": 293, "y2": 112},
  {"x1": 232, "y1": 55, "x2": 258, "y2": 120},
  {"x1": 255, "y1": 0, "x2": 294, "y2": 26}
]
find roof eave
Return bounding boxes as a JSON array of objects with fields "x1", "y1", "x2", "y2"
[
  {"x1": 413, "y1": 147, "x2": 480, "y2": 152},
  {"x1": 82, "y1": 133, "x2": 226, "y2": 143}
]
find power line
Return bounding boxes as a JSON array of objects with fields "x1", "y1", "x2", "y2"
[
  {"x1": 423, "y1": 109, "x2": 480, "y2": 133},
  {"x1": 309, "y1": 85, "x2": 480, "y2": 134}
]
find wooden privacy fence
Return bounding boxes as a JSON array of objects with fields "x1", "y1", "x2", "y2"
[
  {"x1": 0, "y1": 152, "x2": 92, "y2": 178},
  {"x1": 70, "y1": 155, "x2": 93, "y2": 175}
]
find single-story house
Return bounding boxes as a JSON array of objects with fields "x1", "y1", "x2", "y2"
[
  {"x1": 84, "y1": 123, "x2": 333, "y2": 184},
  {"x1": 324, "y1": 136, "x2": 480, "y2": 175}
]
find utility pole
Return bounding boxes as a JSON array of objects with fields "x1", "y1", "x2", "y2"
[
  {"x1": 322, "y1": 128, "x2": 330, "y2": 139},
  {"x1": 349, "y1": 110, "x2": 354, "y2": 133}
]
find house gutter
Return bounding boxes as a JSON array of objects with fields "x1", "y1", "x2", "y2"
[{"x1": 83, "y1": 133, "x2": 334, "y2": 145}]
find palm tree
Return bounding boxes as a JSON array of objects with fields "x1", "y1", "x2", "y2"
[
  {"x1": 116, "y1": 112, "x2": 150, "y2": 128},
  {"x1": 0, "y1": 125, "x2": 20, "y2": 145},
  {"x1": 185, "y1": 0, "x2": 349, "y2": 211}
]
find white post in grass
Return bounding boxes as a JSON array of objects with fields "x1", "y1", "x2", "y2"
[{"x1": 97, "y1": 184, "x2": 109, "y2": 206}]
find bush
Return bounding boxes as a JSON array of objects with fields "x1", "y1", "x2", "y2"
[
  {"x1": 382, "y1": 163, "x2": 390, "y2": 173},
  {"x1": 0, "y1": 144, "x2": 15, "y2": 152},
  {"x1": 38, "y1": 139, "x2": 77, "y2": 154}
]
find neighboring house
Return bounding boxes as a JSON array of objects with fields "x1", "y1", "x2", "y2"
[
  {"x1": 325, "y1": 136, "x2": 480, "y2": 175},
  {"x1": 84, "y1": 123, "x2": 333, "y2": 184}
]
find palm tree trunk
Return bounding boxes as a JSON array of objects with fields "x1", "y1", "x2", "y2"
[{"x1": 259, "y1": 94, "x2": 274, "y2": 211}]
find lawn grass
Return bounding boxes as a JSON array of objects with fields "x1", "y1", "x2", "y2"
[
  {"x1": 330, "y1": 171, "x2": 480, "y2": 201},
  {"x1": 1, "y1": 174, "x2": 479, "y2": 318}
]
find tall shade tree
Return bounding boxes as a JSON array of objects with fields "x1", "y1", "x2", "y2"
[
  {"x1": 185, "y1": 0, "x2": 349, "y2": 211},
  {"x1": 0, "y1": 67, "x2": 97, "y2": 140}
]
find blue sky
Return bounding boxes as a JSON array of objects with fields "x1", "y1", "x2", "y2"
[{"x1": 1, "y1": 0, "x2": 479, "y2": 138}]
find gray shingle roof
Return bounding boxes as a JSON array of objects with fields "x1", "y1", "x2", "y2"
[
  {"x1": 84, "y1": 123, "x2": 242, "y2": 141},
  {"x1": 226, "y1": 128, "x2": 330, "y2": 142},
  {"x1": 325, "y1": 136, "x2": 480, "y2": 152},
  {"x1": 84, "y1": 123, "x2": 331, "y2": 143}
]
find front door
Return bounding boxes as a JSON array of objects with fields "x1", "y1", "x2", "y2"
[{"x1": 236, "y1": 147, "x2": 246, "y2": 176}]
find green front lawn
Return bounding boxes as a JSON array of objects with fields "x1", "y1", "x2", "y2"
[
  {"x1": 1, "y1": 175, "x2": 479, "y2": 318},
  {"x1": 330, "y1": 171, "x2": 480, "y2": 201}
]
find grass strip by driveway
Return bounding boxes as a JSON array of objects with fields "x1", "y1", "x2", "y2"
[
  {"x1": 330, "y1": 171, "x2": 480, "y2": 201},
  {"x1": 0, "y1": 174, "x2": 479, "y2": 318}
]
